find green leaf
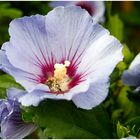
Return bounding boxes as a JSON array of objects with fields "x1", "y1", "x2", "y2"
[
  {"x1": 22, "y1": 107, "x2": 35, "y2": 123},
  {"x1": 0, "y1": 74, "x2": 23, "y2": 89},
  {"x1": 28, "y1": 100, "x2": 113, "y2": 138},
  {"x1": 107, "y1": 14, "x2": 124, "y2": 42}
]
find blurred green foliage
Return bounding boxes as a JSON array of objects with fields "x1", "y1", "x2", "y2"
[
  {"x1": 117, "y1": 121, "x2": 130, "y2": 138},
  {"x1": 107, "y1": 14, "x2": 124, "y2": 42},
  {"x1": 0, "y1": 2, "x2": 22, "y2": 46},
  {"x1": 0, "y1": 3, "x2": 22, "y2": 19},
  {"x1": 22, "y1": 100, "x2": 113, "y2": 139}
]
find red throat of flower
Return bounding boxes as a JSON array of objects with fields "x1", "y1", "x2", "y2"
[
  {"x1": 76, "y1": 1, "x2": 95, "y2": 16},
  {"x1": 41, "y1": 60, "x2": 82, "y2": 94}
]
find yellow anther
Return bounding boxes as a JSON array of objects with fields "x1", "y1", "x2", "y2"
[
  {"x1": 54, "y1": 61, "x2": 70, "y2": 81},
  {"x1": 46, "y1": 61, "x2": 71, "y2": 92}
]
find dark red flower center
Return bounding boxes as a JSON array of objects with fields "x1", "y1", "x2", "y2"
[{"x1": 40, "y1": 60, "x2": 83, "y2": 94}]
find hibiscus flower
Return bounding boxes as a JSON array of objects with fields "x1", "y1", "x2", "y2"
[{"x1": 0, "y1": 6, "x2": 123, "y2": 109}]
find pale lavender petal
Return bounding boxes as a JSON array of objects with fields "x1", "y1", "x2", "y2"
[
  {"x1": 122, "y1": 70, "x2": 140, "y2": 87},
  {"x1": 49, "y1": 1, "x2": 75, "y2": 7},
  {"x1": 72, "y1": 78, "x2": 109, "y2": 109},
  {"x1": 72, "y1": 34, "x2": 123, "y2": 109},
  {"x1": 0, "y1": 45, "x2": 13, "y2": 74},
  {"x1": 6, "y1": 14, "x2": 47, "y2": 76},
  {"x1": 1, "y1": 110, "x2": 36, "y2": 139},
  {"x1": 7, "y1": 88, "x2": 26, "y2": 101},
  {"x1": 0, "y1": 100, "x2": 12, "y2": 123},
  {"x1": 89, "y1": 1, "x2": 105, "y2": 22},
  {"x1": 122, "y1": 53, "x2": 140, "y2": 86},
  {"x1": 49, "y1": 1, "x2": 105, "y2": 22},
  {"x1": 45, "y1": 6, "x2": 108, "y2": 66},
  {"x1": 19, "y1": 79, "x2": 90, "y2": 107},
  {"x1": 18, "y1": 89, "x2": 47, "y2": 107},
  {"x1": 0, "y1": 45, "x2": 37, "y2": 91},
  {"x1": 129, "y1": 53, "x2": 140, "y2": 69},
  {"x1": 0, "y1": 89, "x2": 37, "y2": 139},
  {"x1": 77, "y1": 34, "x2": 123, "y2": 84}
]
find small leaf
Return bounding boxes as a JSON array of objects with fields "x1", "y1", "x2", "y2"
[
  {"x1": 38, "y1": 129, "x2": 47, "y2": 139},
  {"x1": 122, "y1": 44, "x2": 134, "y2": 64},
  {"x1": 117, "y1": 61, "x2": 127, "y2": 71},
  {"x1": 116, "y1": 122, "x2": 130, "y2": 138},
  {"x1": 0, "y1": 74, "x2": 23, "y2": 89}
]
